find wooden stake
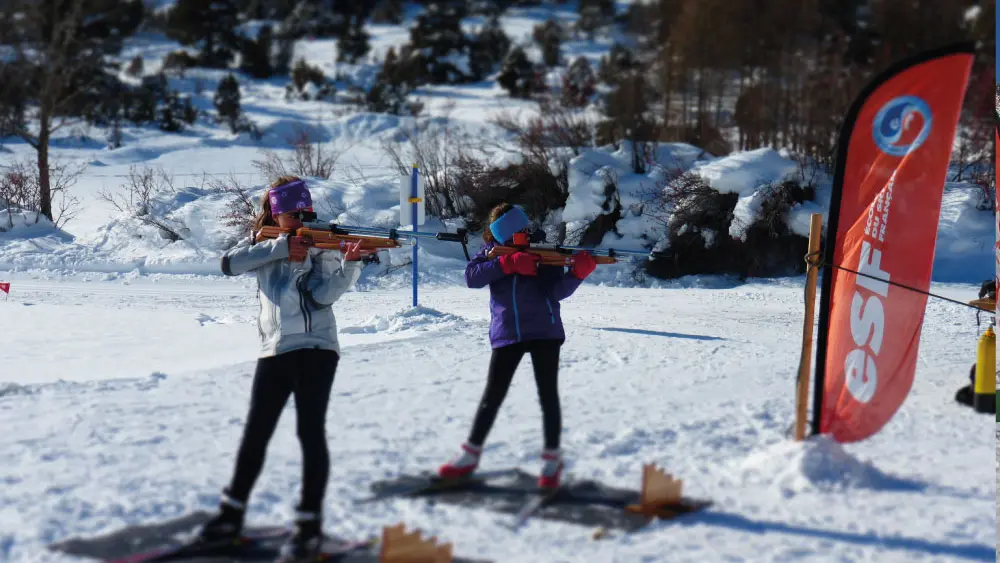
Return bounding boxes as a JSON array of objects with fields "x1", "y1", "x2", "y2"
[
  {"x1": 625, "y1": 463, "x2": 683, "y2": 516},
  {"x1": 379, "y1": 523, "x2": 453, "y2": 563},
  {"x1": 794, "y1": 213, "x2": 824, "y2": 441}
]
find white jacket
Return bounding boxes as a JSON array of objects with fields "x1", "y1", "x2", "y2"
[{"x1": 221, "y1": 234, "x2": 362, "y2": 358}]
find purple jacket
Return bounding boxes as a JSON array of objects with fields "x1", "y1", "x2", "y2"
[{"x1": 465, "y1": 242, "x2": 584, "y2": 348}]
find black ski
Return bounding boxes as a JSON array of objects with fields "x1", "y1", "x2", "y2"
[
  {"x1": 357, "y1": 468, "x2": 518, "y2": 504},
  {"x1": 508, "y1": 481, "x2": 569, "y2": 530}
]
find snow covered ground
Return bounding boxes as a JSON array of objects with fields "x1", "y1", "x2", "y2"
[
  {"x1": 0, "y1": 273, "x2": 994, "y2": 562},
  {"x1": 0, "y1": 4, "x2": 996, "y2": 561}
]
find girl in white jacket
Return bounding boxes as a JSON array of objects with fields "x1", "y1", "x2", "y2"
[{"x1": 199, "y1": 176, "x2": 362, "y2": 561}]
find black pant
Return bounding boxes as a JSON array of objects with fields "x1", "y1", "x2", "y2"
[
  {"x1": 225, "y1": 348, "x2": 338, "y2": 514},
  {"x1": 467, "y1": 339, "x2": 562, "y2": 450}
]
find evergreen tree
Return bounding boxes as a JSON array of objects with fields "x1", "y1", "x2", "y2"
[
  {"x1": 372, "y1": 0, "x2": 404, "y2": 24},
  {"x1": 214, "y1": 74, "x2": 243, "y2": 133},
  {"x1": 239, "y1": 25, "x2": 275, "y2": 79},
  {"x1": 561, "y1": 56, "x2": 596, "y2": 107},
  {"x1": 497, "y1": 46, "x2": 542, "y2": 98},
  {"x1": 408, "y1": 1, "x2": 472, "y2": 84},
  {"x1": 468, "y1": 16, "x2": 510, "y2": 80},
  {"x1": 165, "y1": 0, "x2": 242, "y2": 68},
  {"x1": 532, "y1": 20, "x2": 563, "y2": 67},
  {"x1": 337, "y1": 18, "x2": 372, "y2": 63},
  {"x1": 577, "y1": 0, "x2": 614, "y2": 39}
]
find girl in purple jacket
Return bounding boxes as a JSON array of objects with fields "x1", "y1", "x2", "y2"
[{"x1": 438, "y1": 203, "x2": 597, "y2": 488}]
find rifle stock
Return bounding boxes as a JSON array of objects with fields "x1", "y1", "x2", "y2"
[
  {"x1": 256, "y1": 225, "x2": 403, "y2": 254},
  {"x1": 253, "y1": 221, "x2": 472, "y2": 261},
  {"x1": 487, "y1": 243, "x2": 664, "y2": 266},
  {"x1": 487, "y1": 245, "x2": 617, "y2": 265}
]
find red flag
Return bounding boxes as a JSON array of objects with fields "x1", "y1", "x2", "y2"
[
  {"x1": 994, "y1": 108, "x2": 998, "y2": 317},
  {"x1": 812, "y1": 44, "x2": 975, "y2": 443},
  {"x1": 0, "y1": 282, "x2": 8, "y2": 294}
]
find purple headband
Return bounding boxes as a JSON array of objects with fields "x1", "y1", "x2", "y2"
[{"x1": 268, "y1": 179, "x2": 312, "y2": 216}]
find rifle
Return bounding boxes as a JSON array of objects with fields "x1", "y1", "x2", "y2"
[
  {"x1": 255, "y1": 221, "x2": 472, "y2": 262},
  {"x1": 486, "y1": 233, "x2": 668, "y2": 266}
]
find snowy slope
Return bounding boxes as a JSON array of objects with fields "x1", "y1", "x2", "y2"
[{"x1": 0, "y1": 275, "x2": 994, "y2": 562}]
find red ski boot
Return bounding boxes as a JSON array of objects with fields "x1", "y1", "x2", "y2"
[
  {"x1": 538, "y1": 449, "x2": 564, "y2": 489},
  {"x1": 437, "y1": 442, "x2": 482, "y2": 479}
]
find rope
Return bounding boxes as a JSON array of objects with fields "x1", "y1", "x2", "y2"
[{"x1": 803, "y1": 250, "x2": 991, "y2": 313}]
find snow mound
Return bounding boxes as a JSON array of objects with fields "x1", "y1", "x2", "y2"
[
  {"x1": 194, "y1": 313, "x2": 254, "y2": 326},
  {"x1": 0, "y1": 209, "x2": 71, "y2": 241},
  {"x1": 690, "y1": 148, "x2": 800, "y2": 197},
  {"x1": 735, "y1": 436, "x2": 925, "y2": 496},
  {"x1": 932, "y1": 183, "x2": 995, "y2": 282},
  {"x1": 341, "y1": 305, "x2": 465, "y2": 334}
]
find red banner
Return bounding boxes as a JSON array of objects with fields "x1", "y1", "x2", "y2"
[
  {"x1": 0, "y1": 282, "x2": 8, "y2": 294},
  {"x1": 812, "y1": 44, "x2": 974, "y2": 443}
]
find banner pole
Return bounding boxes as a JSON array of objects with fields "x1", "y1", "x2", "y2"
[
  {"x1": 795, "y1": 213, "x2": 824, "y2": 441},
  {"x1": 411, "y1": 164, "x2": 419, "y2": 308}
]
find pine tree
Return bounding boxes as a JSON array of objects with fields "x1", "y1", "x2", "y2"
[
  {"x1": 532, "y1": 20, "x2": 562, "y2": 67},
  {"x1": 165, "y1": 0, "x2": 242, "y2": 68},
  {"x1": 577, "y1": 0, "x2": 614, "y2": 39},
  {"x1": 239, "y1": 25, "x2": 275, "y2": 79},
  {"x1": 468, "y1": 16, "x2": 510, "y2": 80},
  {"x1": 214, "y1": 74, "x2": 242, "y2": 133},
  {"x1": 408, "y1": 1, "x2": 472, "y2": 84},
  {"x1": 372, "y1": 0, "x2": 404, "y2": 23},
  {"x1": 337, "y1": 17, "x2": 372, "y2": 63},
  {"x1": 561, "y1": 57, "x2": 596, "y2": 107},
  {"x1": 497, "y1": 46, "x2": 541, "y2": 98}
]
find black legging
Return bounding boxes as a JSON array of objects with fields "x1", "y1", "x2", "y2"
[
  {"x1": 468, "y1": 339, "x2": 562, "y2": 450},
  {"x1": 224, "y1": 348, "x2": 338, "y2": 514}
]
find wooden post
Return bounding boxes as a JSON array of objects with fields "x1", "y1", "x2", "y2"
[
  {"x1": 379, "y1": 523, "x2": 453, "y2": 563},
  {"x1": 794, "y1": 213, "x2": 824, "y2": 441}
]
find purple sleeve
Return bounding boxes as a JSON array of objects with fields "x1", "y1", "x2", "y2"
[
  {"x1": 547, "y1": 269, "x2": 584, "y2": 301},
  {"x1": 465, "y1": 244, "x2": 507, "y2": 289}
]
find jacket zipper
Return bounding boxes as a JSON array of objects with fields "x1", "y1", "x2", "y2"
[
  {"x1": 296, "y1": 274, "x2": 312, "y2": 333},
  {"x1": 512, "y1": 275, "x2": 521, "y2": 342},
  {"x1": 545, "y1": 298, "x2": 555, "y2": 324}
]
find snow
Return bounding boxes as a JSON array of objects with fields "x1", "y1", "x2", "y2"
[
  {"x1": 0, "y1": 3, "x2": 995, "y2": 561},
  {"x1": 0, "y1": 275, "x2": 993, "y2": 562}
]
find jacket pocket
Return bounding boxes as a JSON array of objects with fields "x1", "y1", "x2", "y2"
[{"x1": 544, "y1": 298, "x2": 555, "y2": 324}]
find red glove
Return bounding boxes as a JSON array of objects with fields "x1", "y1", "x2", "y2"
[
  {"x1": 499, "y1": 252, "x2": 540, "y2": 276},
  {"x1": 571, "y1": 251, "x2": 596, "y2": 280}
]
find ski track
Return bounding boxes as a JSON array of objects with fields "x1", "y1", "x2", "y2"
[{"x1": 0, "y1": 276, "x2": 994, "y2": 562}]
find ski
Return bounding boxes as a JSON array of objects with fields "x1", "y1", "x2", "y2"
[
  {"x1": 109, "y1": 528, "x2": 373, "y2": 563},
  {"x1": 508, "y1": 481, "x2": 568, "y2": 530},
  {"x1": 357, "y1": 468, "x2": 518, "y2": 504}
]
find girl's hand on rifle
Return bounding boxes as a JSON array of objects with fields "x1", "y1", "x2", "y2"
[
  {"x1": 288, "y1": 235, "x2": 313, "y2": 262},
  {"x1": 571, "y1": 251, "x2": 597, "y2": 280},
  {"x1": 341, "y1": 240, "x2": 363, "y2": 262},
  {"x1": 499, "y1": 252, "x2": 540, "y2": 276}
]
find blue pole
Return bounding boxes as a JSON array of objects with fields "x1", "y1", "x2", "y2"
[{"x1": 411, "y1": 165, "x2": 419, "y2": 308}]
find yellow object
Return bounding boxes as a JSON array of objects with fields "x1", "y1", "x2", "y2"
[
  {"x1": 407, "y1": 197, "x2": 423, "y2": 203},
  {"x1": 973, "y1": 325, "x2": 995, "y2": 414}
]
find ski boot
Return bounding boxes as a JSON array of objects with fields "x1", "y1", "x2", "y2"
[
  {"x1": 538, "y1": 448, "x2": 564, "y2": 489},
  {"x1": 197, "y1": 490, "x2": 245, "y2": 542},
  {"x1": 437, "y1": 442, "x2": 482, "y2": 479},
  {"x1": 276, "y1": 511, "x2": 323, "y2": 562}
]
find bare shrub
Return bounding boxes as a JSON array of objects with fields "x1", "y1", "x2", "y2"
[
  {"x1": 252, "y1": 128, "x2": 347, "y2": 183},
  {"x1": 213, "y1": 172, "x2": 258, "y2": 242},
  {"x1": 97, "y1": 165, "x2": 187, "y2": 241},
  {"x1": 380, "y1": 104, "x2": 473, "y2": 219},
  {"x1": 0, "y1": 159, "x2": 82, "y2": 230}
]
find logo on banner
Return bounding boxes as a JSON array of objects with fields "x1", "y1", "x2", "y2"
[{"x1": 872, "y1": 96, "x2": 933, "y2": 156}]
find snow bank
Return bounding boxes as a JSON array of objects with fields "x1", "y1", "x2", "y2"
[
  {"x1": 735, "y1": 436, "x2": 925, "y2": 497},
  {"x1": 931, "y1": 183, "x2": 996, "y2": 282},
  {"x1": 340, "y1": 305, "x2": 466, "y2": 334}
]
